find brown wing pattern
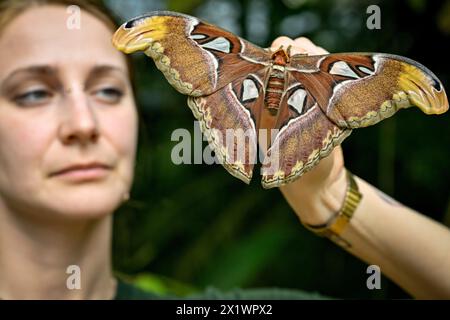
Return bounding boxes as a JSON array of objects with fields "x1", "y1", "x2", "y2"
[
  {"x1": 112, "y1": 11, "x2": 270, "y2": 96},
  {"x1": 289, "y1": 53, "x2": 448, "y2": 128},
  {"x1": 261, "y1": 73, "x2": 352, "y2": 188},
  {"x1": 187, "y1": 72, "x2": 267, "y2": 184}
]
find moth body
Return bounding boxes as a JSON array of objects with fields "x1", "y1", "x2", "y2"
[{"x1": 265, "y1": 49, "x2": 290, "y2": 116}]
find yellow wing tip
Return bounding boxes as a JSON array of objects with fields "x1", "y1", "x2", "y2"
[
  {"x1": 399, "y1": 64, "x2": 449, "y2": 115},
  {"x1": 112, "y1": 16, "x2": 169, "y2": 54}
]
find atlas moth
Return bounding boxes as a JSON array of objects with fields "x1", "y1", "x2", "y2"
[{"x1": 112, "y1": 11, "x2": 448, "y2": 189}]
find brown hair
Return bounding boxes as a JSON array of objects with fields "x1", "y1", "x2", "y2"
[{"x1": 0, "y1": 0, "x2": 120, "y2": 35}]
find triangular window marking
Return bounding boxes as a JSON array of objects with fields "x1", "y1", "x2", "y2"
[
  {"x1": 287, "y1": 88, "x2": 307, "y2": 114},
  {"x1": 200, "y1": 37, "x2": 231, "y2": 53},
  {"x1": 191, "y1": 34, "x2": 207, "y2": 40},
  {"x1": 330, "y1": 61, "x2": 360, "y2": 79},
  {"x1": 242, "y1": 79, "x2": 259, "y2": 102},
  {"x1": 357, "y1": 65, "x2": 375, "y2": 76}
]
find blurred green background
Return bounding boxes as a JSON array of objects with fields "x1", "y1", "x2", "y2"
[{"x1": 106, "y1": 0, "x2": 450, "y2": 299}]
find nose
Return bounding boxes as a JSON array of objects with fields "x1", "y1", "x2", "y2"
[{"x1": 58, "y1": 89, "x2": 100, "y2": 146}]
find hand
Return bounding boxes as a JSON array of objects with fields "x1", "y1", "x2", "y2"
[{"x1": 270, "y1": 37, "x2": 347, "y2": 226}]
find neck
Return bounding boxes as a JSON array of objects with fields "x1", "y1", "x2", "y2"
[{"x1": 0, "y1": 205, "x2": 116, "y2": 300}]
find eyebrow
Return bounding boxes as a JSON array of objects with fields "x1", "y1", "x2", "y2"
[
  {"x1": 0, "y1": 65, "x2": 59, "y2": 95},
  {"x1": 85, "y1": 65, "x2": 129, "y2": 88},
  {"x1": 2, "y1": 65, "x2": 58, "y2": 82},
  {"x1": 1, "y1": 64, "x2": 129, "y2": 92},
  {"x1": 86, "y1": 65, "x2": 128, "y2": 80},
  {"x1": 3, "y1": 64, "x2": 127, "y2": 80}
]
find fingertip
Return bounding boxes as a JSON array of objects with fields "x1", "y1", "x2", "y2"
[
  {"x1": 316, "y1": 46, "x2": 329, "y2": 54},
  {"x1": 271, "y1": 36, "x2": 295, "y2": 50},
  {"x1": 293, "y1": 37, "x2": 314, "y2": 47},
  {"x1": 289, "y1": 46, "x2": 308, "y2": 55},
  {"x1": 293, "y1": 37, "x2": 328, "y2": 55}
]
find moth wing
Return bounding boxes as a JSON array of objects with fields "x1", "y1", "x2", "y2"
[
  {"x1": 261, "y1": 73, "x2": 351, "y2": 188},
  {"x1": 188, "y1": 71, "x2": 267, "y2": 183},
  {"x1": 113, "y1": 11, "x2": 271, "y2": 96},
  {"x1": 288, "y1": 53, "x2": 448, "y2": 128}
]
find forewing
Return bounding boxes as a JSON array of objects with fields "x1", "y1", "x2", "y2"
[
  {"x1": 113, "y1": 11, "x2": 270, "y2": 96},
  {"x1": 289, "y1": 53, "x2": 448, "y2": 128}
]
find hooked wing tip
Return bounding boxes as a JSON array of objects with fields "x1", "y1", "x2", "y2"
[{"x1": 398, "y1": 62, "x2": 449, "y2": 115}]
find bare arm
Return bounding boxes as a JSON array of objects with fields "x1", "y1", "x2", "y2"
[{"x1": 275, "y1": 37, "x2": 450, "y2": 299}]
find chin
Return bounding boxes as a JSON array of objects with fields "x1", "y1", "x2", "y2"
[
  {"x1": 60, "y1": 190, "x2": 124, "y2": 218},
  {"x1": 38, "y1": 184, "x2": 128, "y2": 221},
  {"x1": 53, "y1": 201, "x2": 119, "y2": 220}
]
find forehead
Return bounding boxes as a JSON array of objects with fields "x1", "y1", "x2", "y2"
[{"x1": 0, "y1": 5, "x2": 126, "y2": 77}]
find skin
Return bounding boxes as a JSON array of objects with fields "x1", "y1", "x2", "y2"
[
  {"x1": 0, "y1": 5, "x2": 137, "y2": 299},
  {"x1": 274, "y1": 37, "x2": 450, "y2": 299}
]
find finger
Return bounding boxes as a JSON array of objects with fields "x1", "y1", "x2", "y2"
[
  {"x1": 271, "y1": 36, "x2": 309, "y2": 56},
  {"x1": 315, "y1": 46, "x2": 329, "y2": 54},
  {"x1": 270, "y1": 36, "x2": 295, "y2": 50},
  {"x1": 289, "y1": 45, "x2": 308, "y2": 55},
  {"x1": 293, "y1": 37, "x2": 329, "y2": 55},
  {"x1": 293, "y1": 37, "x2": 318, "y2": 53}
]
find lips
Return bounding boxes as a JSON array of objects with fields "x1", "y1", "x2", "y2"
[{"x1": 50, "y1": 162, "x2": 111, "y2": 180}]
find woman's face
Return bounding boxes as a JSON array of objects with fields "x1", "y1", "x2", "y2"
[{"x1": 0, "y1": 5, "x2": 138, "y2": 220}]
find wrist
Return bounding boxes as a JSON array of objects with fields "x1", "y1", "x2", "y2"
[
  {"x1": 318, "y1": 166, "x2": 348, "y2": 220},
  {"x1": 297, "y1": 166, "x2": 348, "y2": 226},
  {"x1": 303, "y1": 169, "x2": 363, "y2": 247}
]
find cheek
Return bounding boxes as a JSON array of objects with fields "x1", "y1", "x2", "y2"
[
  {"x1": 0, "y1": 113, "x2": 54, "y2": 190},
  {"x1": 102, "y1": 105, "x2": 138, "y2": 163}
]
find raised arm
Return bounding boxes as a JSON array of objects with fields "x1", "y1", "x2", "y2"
[{"x1": 276, "y1": 36, "x2": 450, "y2": 299}]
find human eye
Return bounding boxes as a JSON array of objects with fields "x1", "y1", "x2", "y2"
[
  {"x1": 92, "y1": 86, "x2": 124, "y2": 104},
  {"x1": 13, "y1": 88, "x2": 53, "y2": 107}
]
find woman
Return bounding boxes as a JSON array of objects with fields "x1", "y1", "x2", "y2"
[
  {"x1": 0, "y1": 0, "x2": 137, "y2": 299},
  {"x1": 0, "y1": 0, "x2": 448, "y2": 299}
]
